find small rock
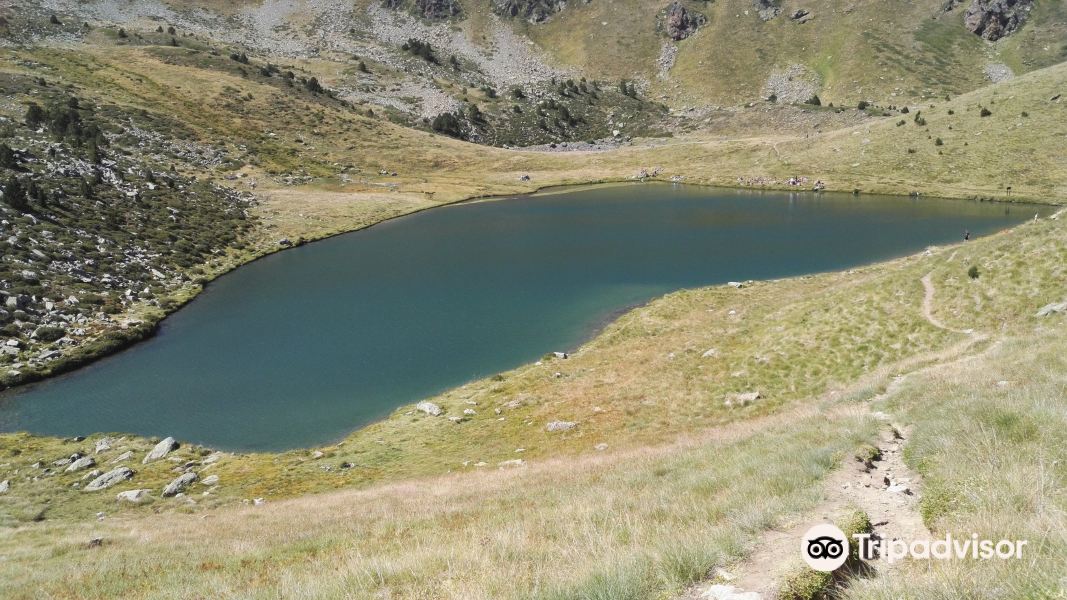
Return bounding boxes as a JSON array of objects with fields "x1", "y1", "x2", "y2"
[
  {"x1": 702, "y1": 348, "x2": 719, "y2": 358},
  {"x1": 887, "y1": 482, "x2": 912, "y2": 495},
  {"x1": 143, "y1": 437, "x2": 178, "y2": 464},
  {"x1": 1036, "y1": 301, "x2": 1067, "y2": 317},
  {"x1": 116, "y1": 489, "x2": 151, "y2": 503},
  {"x1": 162, "y1": 472, "x2": 198, "y2": 497},
  {"x1": 552, "y1": 351, "x2": 569, "y2": 359},
  {"x1": 416, "y1": 401, "x2": 443, "y2": 416},
  {"x1": 546, "y1": 420, "x2": 577, "y2": 432},
  {"x1": 65, "y1": 456, "x2": 96, "y2": 473},
  {"x1": 727, "y1": 281, "x2": 743, "y2": 289},
  {"x1": 724, "y1": 391, "x2": 762, "y2": 407},
  {"x1": 594, "y1": 443, "x2": 608, "y2": 451},
  {"x1": 110, "y1": 450, "x2": 134, "y2": 464},
  {"x1": 253, "y1": 497, "x2": 266, "y2": 506},
  {"x1": 498, "y1": 459, "x2": 526, "y2": 468},
  {"x1": 201, "y1": 474, "x2": 219, "y2": 486},
  {"x1": 703, "y1": 583, "x2": 761, "y2": 600},
  {"x1": 0, "y1": 480, "x2": 8, "y2": 493},
  {"x1": 463, "y1": 408, "x2": 477, "y2": 416},
  {"x1": 85, "y1": 467, "x2": 134, "y2": 492},
  {"x1": 88, "y1": 537, "x2": 104, "y2": 549}
]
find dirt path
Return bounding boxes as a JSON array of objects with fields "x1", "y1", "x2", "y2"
[
  {"x1": 921, "y1": 273, "x2": 968, "y2": 334},
  {"x1": 679, "y1": 411, "x2": 927, "y2": 600},
  {"x1": 680, "y1": 273, "x2": 991, "y2": 600}
]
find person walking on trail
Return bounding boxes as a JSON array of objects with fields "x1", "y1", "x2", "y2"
[{"x1": 964, "y1": 230, "x2": 971, "y2": 241}]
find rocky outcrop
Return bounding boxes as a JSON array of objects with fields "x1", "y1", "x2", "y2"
[
  {"x1": 416, "y1": 401, "x2": 443, "y2": 416},
  {"x1": 85, "y1": 467, "x2": 134, "y2": 492},
  {"x1": 143, "y1": 437, "x2": 177, "y2": 464},
  {"x1": 493, "y1": 0, "x2": 569, "y2": 23},
  {"x1": 162, "y1": 472, "x2": 198, "y2": 497},
  {"x1": 663, "y1": 2, "x2": 706, "y2": 41},
  {"x1": 383, "y1": 0, "x2": 461, "y2": 20},
  {"x1": 754, "y1": 0, "x2": 781, "y2": 21},
  {"x1": 116, "y1": 489, "x2": 151, "y2": 503},
  {"x1": 963, "y1": 0, "x2": 1033, "y2": 41}
]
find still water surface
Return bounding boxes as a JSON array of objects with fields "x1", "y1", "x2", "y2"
[{"x1": 0, "y1": 184, "x2": 1042, "y2": 450}]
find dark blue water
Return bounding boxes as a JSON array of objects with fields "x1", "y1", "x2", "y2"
[{"x1": 0, "y1": 184, "x2": 1042, "y2": 450}]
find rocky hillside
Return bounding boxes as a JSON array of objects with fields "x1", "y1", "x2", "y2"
[
  {"x1": 0, "y1": 72, "x2": 257, "y2": 388},
  {"x1": 2, "y1": 0, "x2": 1064, "y2": 124}
]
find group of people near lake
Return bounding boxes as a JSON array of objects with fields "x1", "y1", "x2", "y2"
[{"x1": 736, "y1": 175, "x2": 826, "y2": 191}]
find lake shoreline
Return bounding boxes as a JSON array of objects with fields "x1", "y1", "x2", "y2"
[{"x1": 2, "y1": 184, "x2": 1051, "y2": 451}]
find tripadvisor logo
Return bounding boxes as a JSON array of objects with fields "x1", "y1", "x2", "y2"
[
  {"x1": 801, "y1": 523, "x2": 1029, "y2": 571},
  {"x1": 801, "y1": 523, "x2": 849, "y2": 572}
]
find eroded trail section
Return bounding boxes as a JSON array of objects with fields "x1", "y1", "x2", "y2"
[{"x1": 680, "y1": 413, "x2": 927, "y2": 600}]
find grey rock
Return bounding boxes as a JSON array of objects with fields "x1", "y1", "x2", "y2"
[
  {"x1": 116, "y1": 489, "x2": 151, "y2": 503},
  {"x1": 546, "y1": 420, "x2": 577, "y2": 432},
  {"x1": 201, "y1": 474, "x2": 219, "y2": 486},
  {"x1": 754, "y1": 0, "x2": 781, "y2": 20},
  {"x1": 964, "y1": 0, "x2": 1033, "y2": 41},
  {"x1": 143, "y1": 437, "x2": 178, "y2": 464},
  {"x1": 0, "y1": 479, "x2": 8, "y2": 493},
  {"x1": 162, "y1": 472, "x2": 198, "y2": 497},
  {"x1": 416, "y1": 401, "x2": 443, "y2": 416},
  {"x1": 725, "y1": 391, "x2": 762, "y2": 407},
  {"x1": 110, "y1": 450, "x2": 134, "y2": 464},
  {"x1": 663, "y1": 1, "x2": 706, "y2": 41},
  {"x1": 65, "y1": 456, "x2": 96, "y2": 473},
  {"x1": 1036, "y1": 301, "x2": 1067, "y2": 317},
  {"x1": 85, "y1": 467, "x2": 134, "y2": 492}
]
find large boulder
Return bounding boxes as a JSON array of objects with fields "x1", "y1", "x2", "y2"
[
  {"x1": 65, "y1": 456, "x2": 96, "y2": 473},
  {"x1": 963, "y1": 0, "x2": 1033, "y2": 41},
  {"x1": 143, "y1": 437, "x2": 178, "y2": 464},
  {"x1": 85, "y1": 467, "x2": 134, "y2": 492},
  {"x1": 663, "y1": 2, "x2": 706, "y2": 40},
  {"x1": 162, "y1": 472, "x2": 198, "y2": 497}
]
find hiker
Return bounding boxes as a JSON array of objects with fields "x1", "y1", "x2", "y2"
[{"x1": 964, "y1": 230, "x2": 971, "y2": 241}]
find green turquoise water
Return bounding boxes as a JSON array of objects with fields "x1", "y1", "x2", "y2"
[{"x1": 0, "y1": 184, "x2": 1043, "y2": 451}]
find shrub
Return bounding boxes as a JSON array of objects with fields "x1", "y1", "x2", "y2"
[
  {"x1": 34, "y1": 326, "x2": 65, "y2": 342},
  {"x1": 968, "y1": 265, "x2": 980, "y2": 279},
  {"x1": 0, "y1": 143, "x2": 16, "y2": 168},
  {"x1": 431, "y1": 112, "x2": 463, "y2": 138},
  {"x1": 806, "y1": 94, "x2": 821, "y2": 106},
  {"x1": 24, "y1": 103, "x2": 45, "y2": 127},
  {"x1": 980, "y1": 107, "x2": 992, "y2": 117},
  {"x1": 901, "y1": 106, "x2": 909, "y2": 114},
  {"x1": 935, "y1": 137, "x2": 944, "y2": 146},
  {"x1": 857, "y1": 100, "x2": 869, "y2": 110}
]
